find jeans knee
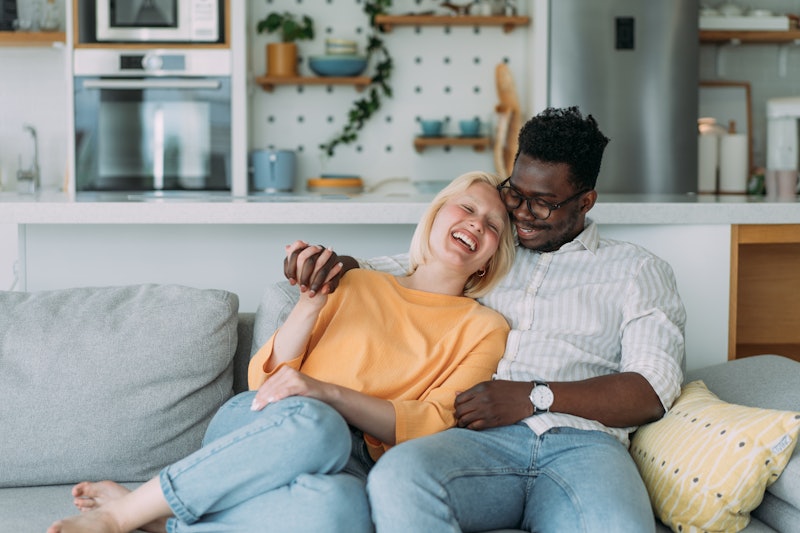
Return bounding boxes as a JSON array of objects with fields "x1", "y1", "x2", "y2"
[
  {"x1": 367, "y1": 444, "x2": 417, "y2": 496},
  {"x1": 287, "y1": 397, "x2": 351, "y2": 457},
  {"x1": 295, "y1": 474, "x2": 373, "y2": 533}
]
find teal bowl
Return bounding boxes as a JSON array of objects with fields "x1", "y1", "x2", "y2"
[{"x1": 308, "y1": 55, "x2": 368, "y2": 77}]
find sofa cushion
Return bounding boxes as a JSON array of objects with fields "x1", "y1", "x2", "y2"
[
  {"x1": 631, "y1": 380, "x2": 800, "y2": 533},
  {"x1": 0, "y1": 284, "x2": 238, "y2": 487},
  {"x1": 752, "y1": 491, "x2": 800, "y2": 533},
  {"x1": 0, "y1": 483, "x2": 145, "y2": 533}
]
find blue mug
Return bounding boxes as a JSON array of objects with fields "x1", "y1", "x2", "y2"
[
  {"x1": 251, "y1": 150, "x2": 295, "y2": 192},
  {"x1": 459, "y1": 118, "x2": 481, "y2": 137}
]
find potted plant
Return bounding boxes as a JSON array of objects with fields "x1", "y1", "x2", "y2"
[{"x1": 256, "y1": 11, "x2": 315, "y2": 77}]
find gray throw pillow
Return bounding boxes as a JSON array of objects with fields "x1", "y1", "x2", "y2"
[{"x1": 0, "y1": 284, "x2": 238, "y2": 487}]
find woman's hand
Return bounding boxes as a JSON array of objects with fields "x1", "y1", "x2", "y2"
[
  {"x1": 284, "y1": 240, "x2": 355, "y2": 296},
  {"x1": 250, "y1": 366, "x2": 333, "y2": 411}
]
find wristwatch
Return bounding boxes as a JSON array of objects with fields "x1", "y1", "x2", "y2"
[{"x1": 529, "y1": 381, "x2": 554, "y2": 414}]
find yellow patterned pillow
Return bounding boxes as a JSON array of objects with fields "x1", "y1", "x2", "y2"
[{"x1": 630, "y1": 380, "x2": 800, "y2": 533}]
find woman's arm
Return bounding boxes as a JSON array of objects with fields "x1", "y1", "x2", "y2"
[
  {"x1": 266, "y1": 246, "x2": 345, "y2": 371},
  {"x1": 251, "y1": 365, "x2": 398, "y2": 443}
]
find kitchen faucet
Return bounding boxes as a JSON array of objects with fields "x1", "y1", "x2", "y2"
[{"x1": 17, "y1": 124, "x2": 40, "y2": 194}]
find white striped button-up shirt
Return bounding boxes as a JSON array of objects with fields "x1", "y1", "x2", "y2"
[{"x1": 363, "y1": 220, "x2": 686, "y2": 447}]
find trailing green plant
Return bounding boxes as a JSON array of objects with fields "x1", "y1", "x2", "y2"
[
  {"x1": 256, "y1": 11, "x2": 315, "y2": 43},
  {"x1": 320, "y1": 0, "x2": 394, "y2": 157}
]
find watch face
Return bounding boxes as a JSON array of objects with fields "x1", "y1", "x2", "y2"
[{"x1": 531, "y1": 385, "x2": 554, "y2": 411}]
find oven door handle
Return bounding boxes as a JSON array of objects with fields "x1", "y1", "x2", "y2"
[{"x1": 82, "y1": 79, "x2": 222, "y2": 90}]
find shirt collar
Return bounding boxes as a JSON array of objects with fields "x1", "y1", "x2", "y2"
[{"x1": 529, "y1": 218, "x2": 598, "y2": 255}]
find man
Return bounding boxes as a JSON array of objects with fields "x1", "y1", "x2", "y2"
[{"x1": 287, "y1": 107, "x2": 685, "y2": 532}]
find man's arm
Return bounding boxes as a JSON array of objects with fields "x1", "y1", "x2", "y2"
[
  {"x1": 283, "y1": 240, "x2": 410, "y2": 294},
  {"x1": 284, "y1": 241, "x2": 359, "y2": 295},
  {"x1": 454, "y1": 372, "x2": 665, "y2": 431}
]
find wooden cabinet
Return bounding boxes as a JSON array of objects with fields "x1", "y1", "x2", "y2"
[
  {"x1": 729, "y1": 224, "x2": 800, "y2": 362},
  {"x1": 0, "y1": 31, "x2": 65, "y2": 47}
]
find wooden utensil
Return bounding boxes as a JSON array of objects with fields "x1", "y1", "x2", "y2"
[{"x1": 494, "y1": 63, "x2": 521, "y2": 177}]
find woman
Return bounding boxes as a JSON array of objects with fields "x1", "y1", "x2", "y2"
[{"x1": 48, "y1": 170, "x2": 516, "y2": 533}]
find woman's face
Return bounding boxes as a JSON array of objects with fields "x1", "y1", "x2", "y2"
[{"x1": 429, "y1": 181, "x2": 508, "y2": 275}]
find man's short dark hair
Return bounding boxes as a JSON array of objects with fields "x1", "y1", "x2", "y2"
[{"x1": 516, "y1": 107, "x2": 610, "y2": 191}]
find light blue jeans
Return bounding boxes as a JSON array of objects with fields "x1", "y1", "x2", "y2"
[
  {"x1": 367, "y1": 424, "x2": 655, "y2": 533},
  {"x1": 159, "y1": 392, "x2": 375, "y2": 533}
]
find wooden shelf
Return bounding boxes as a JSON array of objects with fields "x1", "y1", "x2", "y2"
[
  {"x1": 0, "y1": 31, "x2": 66, "y2": 47},
  {"x1": 413, "y1": 136, "x2": 491, "y2": 153},
  {"x1": 700, "y1": 29, "x2": 800, "y2": 44},
  {"x1": 729, "y1": 224, "x2": 800, "y2": 363},
  {"x1": 375, "y1": 14, "x2": 530, "y2": 34},
  {"x1": 255, "y1": 75, "x2": 372, "y2": 92}
]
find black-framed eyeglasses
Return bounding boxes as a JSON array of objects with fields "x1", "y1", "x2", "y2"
[{"x1": 497, "y1": 178, "x2": 590, "y2": 220}]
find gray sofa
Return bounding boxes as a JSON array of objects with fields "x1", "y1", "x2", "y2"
[{"x1": 1, "y1": 283, "x2": 798, "y2": 533}]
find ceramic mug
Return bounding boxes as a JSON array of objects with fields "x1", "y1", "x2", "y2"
[
  {"x1": 458, "y1": 118, "x2": 481, "y2": 137},
  {"x1": 420, "y1": 119, "x2": 444, "y2": 137}
]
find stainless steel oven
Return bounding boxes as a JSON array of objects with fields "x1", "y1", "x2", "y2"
[
  {"x1": 73, "y1": 49, "x2": 231, "y2": 192},
  {"x1": 96, "y1": 0, "x2": 220, "y2": 43}
]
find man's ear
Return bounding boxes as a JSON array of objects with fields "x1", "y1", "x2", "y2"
[{"x1": 580, "y1": 190, "x2": 598, "y2": 213}]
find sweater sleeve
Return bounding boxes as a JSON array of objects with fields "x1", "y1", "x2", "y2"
[
  {"x1": 247, "y1": 330, "x2": 303, "y2": 390},
  {"x1": 390, "y1": 315, "x2": 509, "y2": 445}
]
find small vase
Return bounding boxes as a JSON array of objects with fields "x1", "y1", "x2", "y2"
[{"x1": 267, "y1": 43, "x2": 298, "y2": 77}]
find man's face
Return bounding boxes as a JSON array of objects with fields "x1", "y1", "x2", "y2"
[{"x1": 503, "y1": 153, "x2": 596, "y2": 252}]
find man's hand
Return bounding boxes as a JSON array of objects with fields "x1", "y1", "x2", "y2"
[
  {"x1": 284, "y1": 240, "x2": 356, "y2": 296},
  {"x1": 454, "y1": 380, "x2": 534, "y2": 430}
]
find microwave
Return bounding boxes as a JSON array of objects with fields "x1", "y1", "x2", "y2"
[{"x1": 96, "y1": 0, "x2": 220, "y2": 43}]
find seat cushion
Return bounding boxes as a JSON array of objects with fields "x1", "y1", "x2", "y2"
[
  {"x1": 0, "y1": 484, "x2": 145, "y2": 533},
  {"x1": 0, "y1": 284, "x2": 239, "y2": 487}
]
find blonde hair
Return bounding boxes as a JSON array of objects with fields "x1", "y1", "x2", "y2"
[{"x1": 408, "y1": 171, "x2": 515, "y2": 298}]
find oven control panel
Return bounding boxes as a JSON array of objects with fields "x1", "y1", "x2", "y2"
[{"x1": 120, "y1": 54, "x2": 187, "y2": 72}]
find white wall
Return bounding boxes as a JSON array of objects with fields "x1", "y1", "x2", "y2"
[
  {"x1": 0, "y1": 46, "x2": 69, "y2": 192},
  {"x1": 21, "y1": 222, "x2": 731, "y2": 371},
  {"x1": 246, "y1": 0, "x2": 531, "y2": 190}
]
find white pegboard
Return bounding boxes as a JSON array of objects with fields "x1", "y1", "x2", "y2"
[{"x1": 247, "y1": 0, "x2": 531, "y2": 191}]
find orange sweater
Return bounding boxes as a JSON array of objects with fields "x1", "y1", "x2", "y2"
[{"x1": 248, "y1": 270, "x2": 509, "y2": 459}]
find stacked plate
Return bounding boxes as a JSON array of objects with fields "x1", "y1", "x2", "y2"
[{"x1": 309, "y1": 39, "x2": 367, "y2": 77}]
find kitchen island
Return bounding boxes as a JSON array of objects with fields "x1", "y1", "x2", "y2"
[{"x1": 2, "y1": 191, "x2": 799, "y2": 371}]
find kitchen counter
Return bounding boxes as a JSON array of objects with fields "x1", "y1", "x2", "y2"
[
  {"x1": 4, "y1": 189, "x2": 797, "y2": 371},
  {"x1": 2, "y1": 191, "x2": 800, "y2": 225}
]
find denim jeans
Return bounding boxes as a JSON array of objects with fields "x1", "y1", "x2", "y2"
[
  {"x1": 367, "y1": 424, "x2": 655, "y2": 533},
  {"x1": 160, "y1": 392, "x2": 375, "y2": 533}
]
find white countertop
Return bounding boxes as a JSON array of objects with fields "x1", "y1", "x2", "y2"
[{"x1": 2, "y1": 191, "x2": 799, "y2": 225}]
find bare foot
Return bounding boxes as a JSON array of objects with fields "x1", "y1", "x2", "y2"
[
  {"x1": 71, "y1": 481, "x2": 168, "y2": 533},
  {"x1": 47, "y1": 509, "x2": 122, "y2": 533},
  {"x1": 73, "y1": 481, "x2": 131, "y2": 512}
]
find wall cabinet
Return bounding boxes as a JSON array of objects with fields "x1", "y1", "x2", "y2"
[{"x1": 729, "y1": 224, "x2": 800, "y2": 363}]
